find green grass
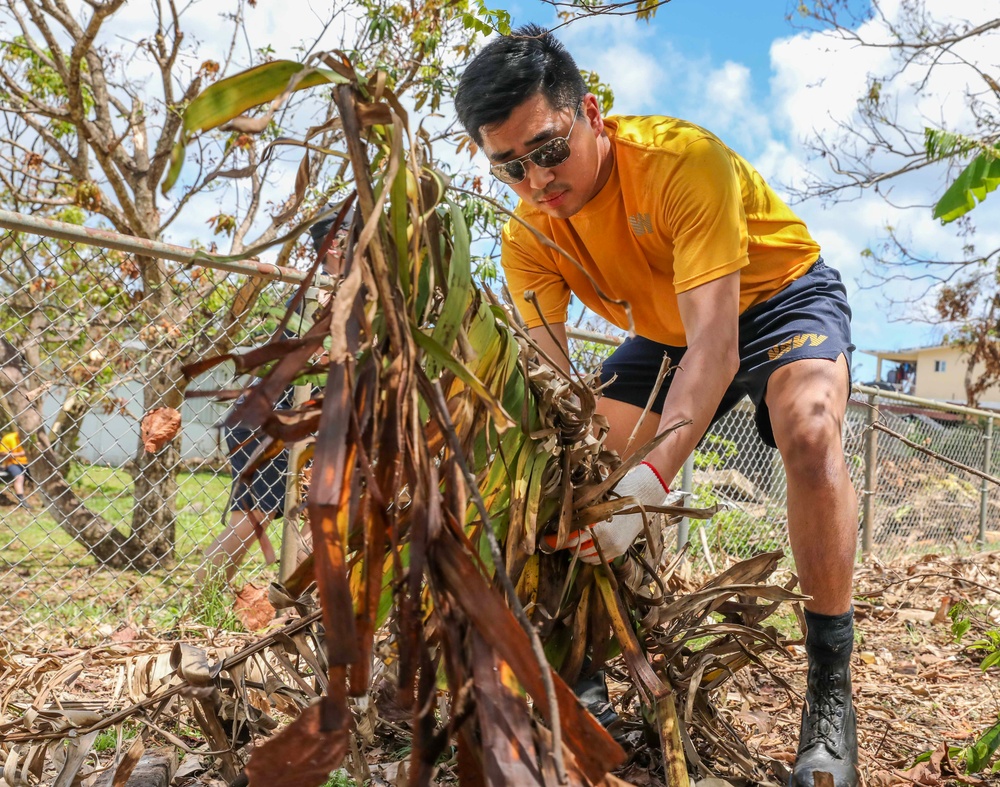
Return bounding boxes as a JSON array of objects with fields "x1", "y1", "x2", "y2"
[
  {"x1": 322, "y1": 771, "x2": 359, "y2": 787},
  {"x1": 1, "y1": 463, "x2": 292, "y2": 642},
  {"x1": 191, "y1": 569, "x2": 246, "y2": 632},
  {"x1": 2, "y1": 465, "x2": 234, "y2": 564},
  {"x1": 766, "y1": 606, "x2": 803, "y2": 641},
  {"x1": 93, "y1": 724, "x2": 140, "y2": 753}
]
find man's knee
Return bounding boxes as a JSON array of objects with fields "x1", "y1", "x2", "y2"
[
  {"x1": 595, "y1": 395, "x2": 659, "y2": 458},
  {"x1": 774, "y1": 401, "x2": 845, "y2": 476},
  {"x1": 767, "y1": 359, "x2": 850, "y2": 476}
]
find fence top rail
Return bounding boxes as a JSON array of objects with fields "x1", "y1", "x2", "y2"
[
  {"x1": 0, "y1": 208, "x2": 336, "y2": 289},
  {"x1": 10, "y1": 208, "x2": 990, "y2": 423},
  {"x1": 566, "y1": 326, "x2": 624, "y2": 346},
  {"x1": 852, "y1": 383, "x2": 998, "y2": 420}
]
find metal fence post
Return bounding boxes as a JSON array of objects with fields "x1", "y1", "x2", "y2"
[
  {"x1": 862, "y1": 393, "x2": 878, "y2": 557},
  {"x1": 980, "y1": 417, "x2": 993, "y2": 548},
  {"x1": 677, "y1": 452, "x2": 694, "y2": 551}
]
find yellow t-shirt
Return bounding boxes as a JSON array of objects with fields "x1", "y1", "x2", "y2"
[
  {"x1": 501, "y1": 116, "x2": 821, "y2": 346},
  {"x1": 1, "y1": 432, "x2": 27, "y2": 466}
]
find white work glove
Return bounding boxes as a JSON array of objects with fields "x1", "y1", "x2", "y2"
[{"x1": 562, "y1": 461, "x2": 670, "y2": 564}]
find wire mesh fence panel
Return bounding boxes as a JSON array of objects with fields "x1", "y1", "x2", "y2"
[
  {"x1": 858, "y1": 397, "x2": 1000, "y2": 561},
  {"x1": 0, "y1": 226, "x2": 311, "y2": 645},
  {"x1": 681, "y1": 402, "x2": 792, "y2": 566},
  {"x1": 5, "y1": 215, "x2": 1000, "y2": 644},
  {"x1": 680, "y1": 392, "x2": 1000, "y2": 569}
]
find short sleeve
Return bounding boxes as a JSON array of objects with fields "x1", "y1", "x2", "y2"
[
  {"x1": 501, "y1": 219, "x2": 572, "y2": 328},
  {"x1": 665, "y1": 137, "x2": 749, "y2": 293}
]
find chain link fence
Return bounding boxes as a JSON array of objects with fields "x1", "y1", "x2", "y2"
[
  {"x1": 3, "y1": 210, "x2": 999, "y2": 645},
  {"x1": 678, "y1": 392, "x2": 1000, "y2": 570},
  {"x1": 0, "y1": 210, "x2": 317, "y2": 646}
]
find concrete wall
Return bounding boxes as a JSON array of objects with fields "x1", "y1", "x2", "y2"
[{"x1": 39, "y1": 366, "x2": 235, "y2": 467}]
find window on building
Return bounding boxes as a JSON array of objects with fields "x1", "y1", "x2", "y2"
[{"x1": 934, "y1": 360, "x2": 946, "y2": 372}]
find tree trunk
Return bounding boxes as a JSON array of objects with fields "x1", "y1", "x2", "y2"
[
  {"x1": 50, "y1": 389, "x2": 91, "y2": 468},
  {"x1": 965, "y1": 346, "x2": 983, "y2": 408},
  {"x1": 0, "y1": 351, "x2": 133, "y2": 567},
  {"x1": 125, "y1": 350, "x2": 185, "y2": 569},
  {"x1": 1, "y1": 336, "x2": 188, "y2": 571},
  {"x1": 121, "y1": 255, "x2": 186, "y2": 570}
]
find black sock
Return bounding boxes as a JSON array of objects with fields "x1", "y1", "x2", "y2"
[{"x1": 804, "y1": 607, "x2": 854, "y2": 665}]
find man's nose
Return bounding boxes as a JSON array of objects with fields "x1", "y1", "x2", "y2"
[{"x1": 525, "y1": 160, "x2": 556, "y2": 190}]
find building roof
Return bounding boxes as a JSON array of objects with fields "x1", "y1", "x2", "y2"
[{"x1": 858, "y1": 344, "x2": 953, "y2": 362}]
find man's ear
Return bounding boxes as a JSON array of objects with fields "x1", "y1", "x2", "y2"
[{"x1": 582, "y1": 93, "x2": 604, "y2": 136}]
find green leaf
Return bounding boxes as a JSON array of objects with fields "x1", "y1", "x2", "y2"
[
  {"x1": 962, "y1": 718, "x2": 1000, "y2": 773},
  {"x1": 981, "y1": 650, "x2": 1000, "y2": 671},
  {"x1": 388, "y1": 151, "x2": 410, "y2": 300},
  {"x1": 412, "y1": 327, "x2": 512, "y2": 429},
  {"x1": 427, "y1": 201, "x2": 472, "y2": 373},
  {"x1": 933, "y1": 147, "x2": 1000, "y2": 223},
  {"x1": 912, "y1": 745, "x2": 963, "y2": 766},
  {"x1": 183, "y1": 60, "x2": 347, "y2": 136},
  {"x1": 460, "y1": 13, "x2": 492, "y2": 36},
  {"x1": 924, "y1": 128, "x2": 978, "y2": 161},
  {"x1": 161, "y1": 140, "x2": 187, "y2": 194},
  {"x1": 162, "y1": 60, "x2": 349, "y2": 193}
]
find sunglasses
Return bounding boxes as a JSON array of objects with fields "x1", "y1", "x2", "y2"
[{"x1": 489, "y1": 107, "x2": 580, "y2": 185}]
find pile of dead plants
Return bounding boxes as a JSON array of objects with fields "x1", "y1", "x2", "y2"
[{"x1": 0, "y1": 56, "x2": 802, "y2": 787}]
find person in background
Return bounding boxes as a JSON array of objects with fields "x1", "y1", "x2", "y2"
[
  {"x1": 456, "y1": 26, "x2": 858, "y2": 787},
  {"x1": 198, "y1": 204, "x2": 354, "y2": 583},
  {"x1": 1, "y1": 428, "x2": 30, "y2": 508}
]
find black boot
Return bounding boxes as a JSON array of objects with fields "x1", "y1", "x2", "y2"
[
  {"x1": 574, "y1": 670, "x2": 623, "y2": 737},
  {"x1": 791, "y1": 609, "x2": 859, "y2": 787}
]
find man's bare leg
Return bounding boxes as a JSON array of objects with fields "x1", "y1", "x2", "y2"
[
  {"x1": 766, "y1": 355, "x2": 856, "y2": 615},
  {"x1": 198, "y1": 509, "x2": 275, "y2": 584},
  {"x1": 766, "y1": 354, "x2": 859, "y2": 787}
]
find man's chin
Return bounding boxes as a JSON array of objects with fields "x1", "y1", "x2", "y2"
[{"x1": 535, "y1": 191, "x2": 578, "y2": 218}]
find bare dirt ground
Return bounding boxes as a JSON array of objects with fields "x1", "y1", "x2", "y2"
[
  {"x1": 738, "y1": 552, "x2": 1000, "y2": 787},
  {"x1": 572, "y1": 550, "x2": 999, "y2": 787},
  {"x1": 2, "y1": 551, "x2": 998, "y2": 786}
]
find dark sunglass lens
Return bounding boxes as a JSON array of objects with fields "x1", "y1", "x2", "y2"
[
  {"x1": 495, "y1": 161, "x2": 526, "y2": 184},
  {"x1": 532, "y1": 138, "x2": 571, "y2": 168}
]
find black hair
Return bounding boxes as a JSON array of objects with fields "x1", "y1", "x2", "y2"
[
  {"x1": 455, "y1": 24, "x2": 587, "y2": 146},
  {"x1": 308, "y1": 203, "x2": 355, "y2": 253}
]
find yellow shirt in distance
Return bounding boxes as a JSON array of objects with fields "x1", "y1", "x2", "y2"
[
  {"x1": 501, "y1": 115, "x2": 821, "y2": 346},
  {"x1": 1, "y1": 431, "x2": 27, "y2": 466}
]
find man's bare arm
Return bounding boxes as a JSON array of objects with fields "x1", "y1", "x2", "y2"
[
  {"x1": 645, "y1": 271, "x2": 741, "y2": 484},
  {"x1": 528, "y1": 323, "x2": 571, "y2": 375}
]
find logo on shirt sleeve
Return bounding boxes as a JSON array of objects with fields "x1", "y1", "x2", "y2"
[{"x1": 628, "y1": 212, "x2": 653, "y2": 236}]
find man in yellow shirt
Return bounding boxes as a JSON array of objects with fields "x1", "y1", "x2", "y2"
[
  {"x1": 456, "y1": 25, "x2": 858, "y2": 787},
  {"x1": 1, "y1": 429, "x2": 30, "y2": 508}
]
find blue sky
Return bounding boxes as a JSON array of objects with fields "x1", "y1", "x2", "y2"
[{"x1": 474, "y1": 0, "x2": 1000, "y2": 384}]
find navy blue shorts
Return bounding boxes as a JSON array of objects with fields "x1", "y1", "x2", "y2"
[
  {"x1": 598, "y1": 260, "x2": 854, "y2": 448},
  {"x1": 226, "y1": 427, "x2": 288, "y2": 517}
]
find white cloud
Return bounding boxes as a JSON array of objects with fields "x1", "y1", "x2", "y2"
[
  {"x1": 562, "y1": 20, "x2": 773, "y2": 157},
  {"x1": 560, "y1": 16, "x2": 669, "y2": 115},
  {"x1": 697, "y1": 61, "x2": 771, "y2": 152},
  {"x1": 759, "y1": 1, "x2": 1000, "y2": 379}
]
